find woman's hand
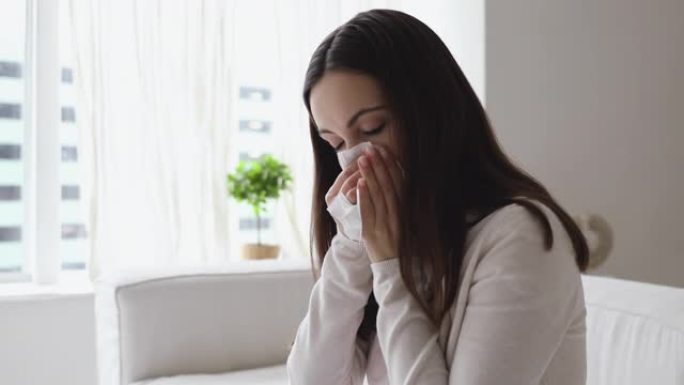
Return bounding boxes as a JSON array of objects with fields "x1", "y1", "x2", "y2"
[
  {"x1": 356, "y1": 144, "x2": 405, "y2": 263},
  {"x1": 325, "y1": 160, "x2": 364, "y2": 241},
  {"x1": 325, "y1": 162, "x2": 362, "y2": 206}
]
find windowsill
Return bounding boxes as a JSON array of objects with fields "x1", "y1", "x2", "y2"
[
  {"x1": 0, "y1": 258, "x2": 312, "y2": 302},
  {"x1": 0, "y1": 270, "x2": 94, "y2": 302}
]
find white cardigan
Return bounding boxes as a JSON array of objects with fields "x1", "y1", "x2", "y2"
[{"x1": 286, "y1": 200, "x2": 587, "y2": 385}]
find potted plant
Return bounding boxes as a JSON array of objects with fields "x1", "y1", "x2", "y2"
[{"x1": 226, "y1": 154, "x2": 293, "y2": 260}]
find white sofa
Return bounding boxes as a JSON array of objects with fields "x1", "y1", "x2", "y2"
[{"x1": 94, "y1": 263, "x2": 684, "y2": 385}]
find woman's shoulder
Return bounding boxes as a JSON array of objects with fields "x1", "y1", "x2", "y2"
[
  {"x1": 464, "y1": 197, "x2": 580, "y2": 284},
  {"x1": 468, "y1": 197, "x2": 559, "y2": 238}
]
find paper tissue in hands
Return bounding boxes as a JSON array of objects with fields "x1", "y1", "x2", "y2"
[{"x1": 326, "y1": 141, "x2": 374, "y2": 241}]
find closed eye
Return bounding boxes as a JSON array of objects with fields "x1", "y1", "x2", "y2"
[
  {"x1": 333, "y1": 123, "x2": 386, "y2": 152},
  {"x1": 364, "y1": 123, "x2": 386, "y2": 136}
]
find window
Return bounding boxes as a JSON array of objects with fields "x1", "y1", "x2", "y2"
[
  {"x1": 228, "y1": 1, "x2": 280, "y2": 256},
  {"x1": 0, "y1": 0, "x2": 89, "y2": 283},
  {"x1": 58, "y1": 1, "x2": 88, "y2": 271},
  {"x1": 0, "y1": 0, "x2": 28, "y2": 280}
]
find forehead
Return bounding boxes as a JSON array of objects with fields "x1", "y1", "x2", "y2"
[{"x1": 309, "y1": 70, "x2": 386, "y2": 131}]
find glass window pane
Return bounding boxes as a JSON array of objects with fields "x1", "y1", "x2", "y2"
[
  {"x1": 229, "y1": 0, "x2": 280, "y2": 259},
  {"x1": 0, "y1": 0, "x2": 27, "y2": 275},
  {"x1": 59, "y1": 0, "x2": 88, "y2": 270}
]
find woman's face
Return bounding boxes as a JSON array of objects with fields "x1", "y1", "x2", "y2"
[{"x1": 309, "y1": 70, "x2": 402, "y2": 164}]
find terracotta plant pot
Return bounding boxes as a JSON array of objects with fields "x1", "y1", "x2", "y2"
[{"x1": 241, "y1": 243, "x2": 280, "y2": 260}]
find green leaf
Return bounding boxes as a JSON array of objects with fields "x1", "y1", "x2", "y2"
[{"x1": 226, "y1": 154, "x2": 293, "y2": 219}]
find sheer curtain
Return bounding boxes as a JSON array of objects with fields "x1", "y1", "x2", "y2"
[
  {"x1": 66, "y1": 0, "x2": 465, "y2": 281},
  {"x1": 68, "y1": 0, "x2": 237, "y2": 281}
]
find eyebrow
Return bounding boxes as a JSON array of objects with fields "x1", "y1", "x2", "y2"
[{"x1": 317, "y1": 105, "x2": 387, "y2": 135}]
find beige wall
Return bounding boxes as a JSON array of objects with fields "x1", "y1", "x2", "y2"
[
  {"x1": 485, "y1": 1, "x2": 684, "y2": 287},
  {"x1": 397, "y1": 0, "x2": 485, "y2": 100},
  {"x1": 0, "y1": 295, "x2": 97, "y2": 385}
]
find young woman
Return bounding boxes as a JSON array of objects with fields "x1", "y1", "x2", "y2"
[{"x1": 287, "y1": 9, "x2": 589, "y2": 385}]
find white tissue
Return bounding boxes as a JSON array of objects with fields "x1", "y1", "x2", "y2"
[
  {"x1": 327, "y1": 192, "x2": 363, "y2": 241},
  {"x1": 326, "y1": 141, "x2": 374, "y2": 241},
  {"x1": 337, "y1": 141, "x2": 374, "y2": 170}
]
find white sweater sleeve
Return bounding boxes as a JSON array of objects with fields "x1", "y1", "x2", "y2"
[
  {"x1": 370, "y1": 210, "x2": 582, "y2": 384},
  {"x1": 286, "y1": 232, "x2": 373, "y2": 385}
]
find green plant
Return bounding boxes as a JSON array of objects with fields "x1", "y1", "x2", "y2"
[{"x1": 226, "y1": 154, "x2": 292, "y2": 245}]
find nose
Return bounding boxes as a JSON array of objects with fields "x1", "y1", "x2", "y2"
[{"x1": 345, "y1": 138, "x2": 365, "y2": 150}]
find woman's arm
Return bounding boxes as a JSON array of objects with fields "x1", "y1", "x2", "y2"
[
  {"x1": 370, "y1": 208, "x2": 583, "y2": 384},
  {"x1": 286, "y1": 232, "x2": 373, "y2": 385}
]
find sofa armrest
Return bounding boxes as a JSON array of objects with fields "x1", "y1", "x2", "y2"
[{"x1": 94, "y1": 261, "x2": 313, "y2": 385}]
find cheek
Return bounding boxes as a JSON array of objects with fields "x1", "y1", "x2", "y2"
[
  {"x1": 382, "y1": 124, "x2": 402, "y2": 161},
  {"x1": 369, "y1": 132, "x2": 395, "y2": 156},
  {"x1": 366, "y1": 128, "x2": 403, "y2": 169}
]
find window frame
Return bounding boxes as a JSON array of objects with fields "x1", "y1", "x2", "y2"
[{"x1": 0, "y1": 0, "x2": 62, "y2": 284}]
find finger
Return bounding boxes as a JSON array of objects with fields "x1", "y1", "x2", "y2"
[
  {"x1": 358, "y1": 153, "x2": 387, "y2": 224},
  {"x1": 376, "y1": 146, "x2": 404, "y2": 204},
  {"x1": 325, "y1": 171, "x2": 348, "y2": 204},
  {"x1": 346, "y1": 187, "x2": 357, "y2": 204},
  {"x1": 367, "y1": 147, "x2": 400, "y2": 232},
  {"x1": 325, "y1": 162, "x2": 360, "y2": 205},
  {"x1": 341, "y1": 170, "x2": 361, "y2": 203},
  {"x1": 358, "y1": 177, "x2": 375, "y2": 230}
]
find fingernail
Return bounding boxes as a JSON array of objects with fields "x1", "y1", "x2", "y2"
[{"x1": 358, "y1": 156, "x2": 368, "y2": 167}]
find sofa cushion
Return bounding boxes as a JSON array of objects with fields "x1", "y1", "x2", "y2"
[
  {"x1": 130, "y1": 364, "x2": 287, "y2": 385},
  {"x1": 582, "y1": 274, "x2": 684, "y2": 384}
]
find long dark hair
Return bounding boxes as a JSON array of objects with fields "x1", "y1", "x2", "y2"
[{"x1": 304, "y1": 9, "x2": 589, "y2": 341}]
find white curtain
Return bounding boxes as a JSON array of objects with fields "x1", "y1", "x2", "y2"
[
  {"x1": 66, "y1": 0, "x2": 440, "y2": 282},
  {"x1": 68, "y1": 0, "x2": 236, "y2": 281}
]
